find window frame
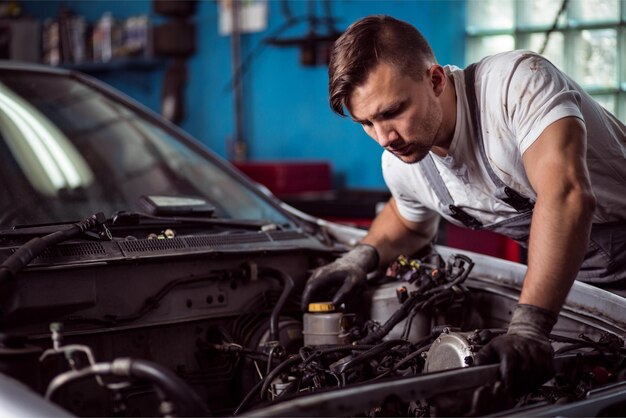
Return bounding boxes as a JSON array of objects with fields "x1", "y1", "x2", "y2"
[{"x1": 466, "y1": 0, "x2": 625, "y2": 121}]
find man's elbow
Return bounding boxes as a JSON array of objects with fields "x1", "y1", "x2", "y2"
[
  {"x1": 582, "y1": 189, "x2": 597, "y2": 221},
  {"x1": 569, "y1": 184, "x2": 596, "y2": 224}
]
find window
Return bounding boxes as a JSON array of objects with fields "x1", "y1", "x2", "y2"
[
  {"x1": 0, "y1": 71, "x2": 293, "y2": 226},
  {"x1": 466, "y1": 0, "x2": 625, "y2": 121}
]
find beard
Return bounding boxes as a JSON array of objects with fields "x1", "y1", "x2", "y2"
[
  {"x1": 390, "y1": 143, "x2": 431, "y2": 164},
  {"x1": 390, "y1": 100, "x2": 442, "y2": 164}
]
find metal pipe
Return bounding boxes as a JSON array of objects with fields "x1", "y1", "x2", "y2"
[
  {"x1": 45, "y1": 358, "x2": 211, "y2": 417},
  {"x1": 230, "y1": 0, "x2": 246, "y2": 162}
]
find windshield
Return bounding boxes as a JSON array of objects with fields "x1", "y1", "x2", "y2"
[{"x1": 0, "y1": 70, "x2": 292, "y2": 227}]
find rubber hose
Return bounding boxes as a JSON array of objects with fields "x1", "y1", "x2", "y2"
[
  {"x1": 260, "y1": 268, "x2": 294, "y2": 342},
  {"x1": 128, "y1": 359, "x2": 211, "y2": 417}
]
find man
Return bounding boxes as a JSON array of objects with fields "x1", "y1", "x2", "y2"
[{"x1": 301, "y1": 15, "x2": 626, "y2": 394}]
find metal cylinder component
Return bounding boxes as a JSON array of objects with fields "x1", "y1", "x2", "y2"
[
  {"x1": 270, "y1": 376, "x2": 296, "y2": 399},
  {"x1": 303, "y1": 304, "x2": 348, "y2": 346},
  {"x1": 368, "y1": 281, "x2": 431, "y2": 342},
  {"x1": 424, "y1": 331, "x2": 480, "y2": 372}
]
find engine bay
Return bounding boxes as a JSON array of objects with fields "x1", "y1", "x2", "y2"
[{"x1": 2, "y1": 238, "x2": 626, "y2": 417}]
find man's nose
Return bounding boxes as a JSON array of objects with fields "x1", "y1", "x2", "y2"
[{"x1": 374, "y1": 122, "x2": 399, "y2": 148}]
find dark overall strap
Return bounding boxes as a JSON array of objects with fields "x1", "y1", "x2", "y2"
[
  {"x1": 421, "y1": 155, "x2": 483, "y2": 229},
  {"x1": 419, "y1": 63, "x2": 534, "y2": 229},
  {"x1": 463, "y1": 63, "x2": 535, "y2": 212}
]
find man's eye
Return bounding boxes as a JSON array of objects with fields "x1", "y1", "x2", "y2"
[
  {"x1": 360, "y1": 121, "x2": 373, "y2": 127},
  {"x1": 382, "y1": 108, "x2": 399, "y2": 119}
]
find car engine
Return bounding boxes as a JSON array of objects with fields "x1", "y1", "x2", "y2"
[{"x1": 1, "y1": 233, "x2": 626, "y2": 417}]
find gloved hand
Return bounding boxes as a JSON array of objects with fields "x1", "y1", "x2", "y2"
[
  {"x1": 301, "y1": 244, "x2": 379, "y2": 311},
  {"x1": 475, "y1": 303, "x2": 557, "y2": 395}
]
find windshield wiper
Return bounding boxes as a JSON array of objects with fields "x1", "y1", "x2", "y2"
[
  {"x1": 0, "y1": 212, "x2": 285, "y2": 238},
  {"x1": 0, "y1": 213, "x2": 111, "y2": 284},
  {"x1": 0, "y1": 222, "x2": 104, "y2": 238},
  {"x1": 110, "y1": 211, "x2": 282, "y2": 231}
]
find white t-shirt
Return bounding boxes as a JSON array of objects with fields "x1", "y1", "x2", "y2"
[{"x1": 384, "y1": 50, "x2": 626, "y2": 228}]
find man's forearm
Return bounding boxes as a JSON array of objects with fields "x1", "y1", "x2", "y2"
[
  {"x1": 519, "y1": 117, "x2": 596, "y2": 313},
  {"x1": 361, "y1": 198, "x2": 439, "y2": 267},
  {"x1": 519, "y1": 190, "x2": 596, "y2": 313}
]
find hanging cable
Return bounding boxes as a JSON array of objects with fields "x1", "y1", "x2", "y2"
[
  {"x1": 222, "y1": 16, "x2": 337, "y2": 93},
  {"x1": 539, "y1": 0, "x2": 569, "y2": 55},
  {"x1": 280, "y1": 0, "x2": 293, "y2": 20}
]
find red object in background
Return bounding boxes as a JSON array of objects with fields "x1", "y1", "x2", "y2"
[
  {"x1": 234, "y1": 161, "x2": 332, "y2": 196},
  {"x1": 445, "y1": 223, "x2": 522, "y2": 263},
  {"x1": 235, "y1": 161, "x2": 522, "y2": 261},
  {"x1": 234, "y1": 161, "x2": 387, "y2": 228}
]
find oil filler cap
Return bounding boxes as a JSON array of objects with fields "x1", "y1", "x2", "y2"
[{"x1": 308, "y1": 302, "x2": 335, "y2": 312}]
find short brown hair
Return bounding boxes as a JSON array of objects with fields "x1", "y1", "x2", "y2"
[{"x1": 328, "y1": 15, "x2": 435, "y2": 116}]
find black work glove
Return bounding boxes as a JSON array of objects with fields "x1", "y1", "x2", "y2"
[
  {"x1": 475, "y1": 303, "x2": 557, "y2": 396},
  {"x1": 301, "y1": 244, "x2": 379, "y2": 311}
]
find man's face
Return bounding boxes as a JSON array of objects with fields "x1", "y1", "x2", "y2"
[{"x1": 348, "y1": 62, "x2": 444, "y2": 164}]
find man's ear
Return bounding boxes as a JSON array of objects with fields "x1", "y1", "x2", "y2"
[{"x1": 429, "y1": 65, "x2": 446, "y2": 96}]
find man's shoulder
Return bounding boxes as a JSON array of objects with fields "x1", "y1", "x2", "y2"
[
  {"x1": 454, "y1": 50, "x2": 536, "y2": 71},
  {"x1": 476, "y1": 49, "x2": 560, "y2": 86},
  {"x1": 473, "y1": 50, "x2": 566, "y2": 106},
  {"x1": 475, "y1": 49, "x2": 544, "y2": 75}
]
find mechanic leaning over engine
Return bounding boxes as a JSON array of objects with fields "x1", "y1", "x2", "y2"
[{"x1": 301, "y1": 15, "x2": 626, "y2": 394}]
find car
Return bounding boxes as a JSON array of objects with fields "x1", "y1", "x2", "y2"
[{"x1": 0, "y1": 61, "x2": 626, "y2": 417}]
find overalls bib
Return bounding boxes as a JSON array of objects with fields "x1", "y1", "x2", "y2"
[{"x1": 420, "y1": 63, "x2": 626, "y2": 285}]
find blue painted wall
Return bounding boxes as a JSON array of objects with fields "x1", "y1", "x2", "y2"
[{"x1": 23, "y1": 0, "x2": 466, "y2": 189}]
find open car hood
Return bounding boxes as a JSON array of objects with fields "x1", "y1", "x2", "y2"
[{"x1": 0, "y1": 62, "x2": 625, "y2": 417}]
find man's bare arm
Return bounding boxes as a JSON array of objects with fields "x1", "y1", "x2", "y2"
[
  {"x1": 520, "y1": 117, "x2": 596, "y2": 313},
  {"x1": 362, "y1": 197, "x2": 440, "y2": 267}
]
